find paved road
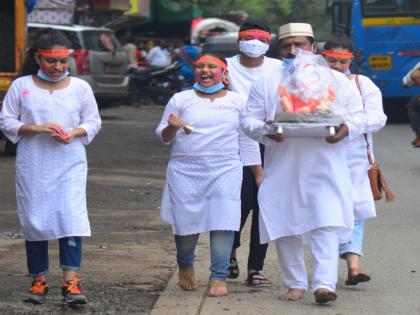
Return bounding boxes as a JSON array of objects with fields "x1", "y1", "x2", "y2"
[
  {"x1": 0, "y1": 105, "x2": 175, "y2": 314},
  {"x1": 151, "y1": 123, "x2": 420, "y2": 315},
  {"x1": 1, "y1": 105, "x2": 419, "y2": 314}
]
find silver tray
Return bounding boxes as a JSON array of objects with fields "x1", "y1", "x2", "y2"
[{"x1": 264, "y1": 112, "x2": 343, "y2": 137}]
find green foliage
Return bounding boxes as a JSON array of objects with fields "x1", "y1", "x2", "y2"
[{"x1": 175, "y1": 0, "x2": 332, "y2": 41}]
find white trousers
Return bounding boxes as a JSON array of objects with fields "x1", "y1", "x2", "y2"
[{"x1": 275, "y1": 227, "x2": 339, "y2": 293}]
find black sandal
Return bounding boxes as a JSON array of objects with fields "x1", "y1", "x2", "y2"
[
  {"x1": 345, "y1": 272, "x2": 371, "y2": 285},
  {"x1": 228, "y1": 258, "x2": 239, "y2": 279},
  {"x1": 246, "y1": 271, "x2": 271, "y2": 288}
]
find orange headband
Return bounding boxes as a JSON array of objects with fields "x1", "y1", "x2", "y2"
[
  {"x1": 195, "y1": 56, "x2": 227, "y2": 69},
  {"x1": 37, "y1": 49, "x2": 71, "y2": 57},
  {"x1": 239, "y1": 30, "x2": 272, "y2": 40},
  {"x1": 323, "y1": 49, "x2": 354, "y2": 59}
]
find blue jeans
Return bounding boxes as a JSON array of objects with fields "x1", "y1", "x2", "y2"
[
  {"x1": 175, "y1": 231, "x2": 234, "y2": 280},
  {"x1": 25, "y1": 237, "x2": 82, "y2": 276},
  {"x1": 339, "y1": 219, "x2": 364, "y2": 257}
]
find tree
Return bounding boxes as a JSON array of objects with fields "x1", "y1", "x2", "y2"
[{"x1": 176, "y1": 0, "x2": 331, "y2": 41}]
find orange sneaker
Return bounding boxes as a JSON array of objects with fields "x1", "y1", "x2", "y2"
[
  {"x1": 61, "y1": 277, "x2": 87, "y2": 305},
  {"x1": 25, "y1": 280, "x2": 49, "y2": 304},
  {"x1": 412, "y1": 138, "x2": 420, "y2": 147}
]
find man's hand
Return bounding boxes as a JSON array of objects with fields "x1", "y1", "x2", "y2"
[
  {"x1": 250, "y1": 164, "x2": 263, "y2": 187},
  {"x1": 325, "y1": 123, "x2": 349, "y2": 144},
  {"x1": 266, "y1": 133, "x2": 285, "y2": 142},
  {"x1": 264, "y1": 120, "x2": 285, "y2": 142}
]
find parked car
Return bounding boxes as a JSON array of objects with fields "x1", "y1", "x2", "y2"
[
  {"x1": 27, "y1": 22, "x2": 130, "y2": 99},
  {"x1": 202, "y1": 32, "x2": 280, "y2": 59}
]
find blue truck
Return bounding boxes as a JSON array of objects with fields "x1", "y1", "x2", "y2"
[{"x1": 328, "y1": 0, "x2": 420, "y2": 120}]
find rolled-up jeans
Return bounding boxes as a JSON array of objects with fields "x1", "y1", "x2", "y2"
[
  {"x1": 25, "y1": 237, "x2": 82, "y2": 276},
  {"x1": 175, "y1": 230, "x2": 234, "y2": 280},
  {"x1": 339, "y1": 219, "x2": 364, "y2": 257}
]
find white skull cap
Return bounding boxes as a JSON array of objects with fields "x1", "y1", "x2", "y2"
[{"x1": 278, "y1": 23, "x2": 314, "y2": 40}]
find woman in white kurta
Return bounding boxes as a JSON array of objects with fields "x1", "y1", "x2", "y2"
[
  {"x1": 0, "y1": 29, "x2": 101, "y2": 305},
  {"x1": 323, "y1": 34, "x2": 387, "y2": 286},
  {"x1": 156, "y1": 54, "x2": 260, "y2": 297},
  {"x1": 241, "y1": 23, "x2": 366, "y2": 304}
]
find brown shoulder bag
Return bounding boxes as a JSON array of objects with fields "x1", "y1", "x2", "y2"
[{"x1": 355, "y1": 76, "x2": 394, "y2": 202}]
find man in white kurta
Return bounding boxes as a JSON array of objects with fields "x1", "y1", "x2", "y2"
[{"x1": 240, "y1": 23, "x2": 366, "y2": 303}]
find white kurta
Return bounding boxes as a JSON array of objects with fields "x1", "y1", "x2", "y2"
[
  {"x1": 226, "y1": 55, "x2": 282, "y2": 97},
  {"x1": 226, "y1": 55, "x2": 283, "y2": 165},
  {"x1": 241, "y1": 63, "x2": 366, "y2": 243},
  {"x1": 0, "y1": 76, "x2": 101, "y2": 241},
  {"x1": 156, "y1": 89, "x2": 259, "y2": 235},
  {"x1": 346, "y1": 75, "x2": 387, "y2": 219}
]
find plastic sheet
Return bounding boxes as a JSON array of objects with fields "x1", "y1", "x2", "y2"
[{"x1": 264, "y1": 49, "x2": 343, "y2": 137}]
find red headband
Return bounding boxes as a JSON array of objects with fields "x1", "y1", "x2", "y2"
[
  {"x1": 195, "y1": 56, "x2": 227, "y2": 69},
  {"x1": 239, "y1": 30, "x2": 272, "y2": 40},
  {"x1": 323, "y1": 49, "x2": 354, "y2": 59},
  {"x1": 37, "y1": 49, "x2": 71, "y2": 57}
]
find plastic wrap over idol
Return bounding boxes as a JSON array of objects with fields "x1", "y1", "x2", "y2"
[{"x1": 277, "y1": 49, "x2": 338, "y2": 115}]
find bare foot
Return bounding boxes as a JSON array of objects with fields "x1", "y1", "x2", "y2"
[
  {"x1": 207, "y1": 280, "x2": 228, "y2": 297},
  {"x1": 314, "y1": 288, "x2": 337, "y2": 304},
  {"x1": 279, "y1": 288, "x2": 305, "y2": 301},
  {"x1": 178, "y1": 267, "x2": 198, "y2": 291}
]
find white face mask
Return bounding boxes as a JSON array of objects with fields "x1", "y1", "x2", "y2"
[{"x1": 239, "y1": 39, "x2": 269, "y2": 58}]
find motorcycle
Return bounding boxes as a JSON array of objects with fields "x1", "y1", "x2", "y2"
[{"x1": 128, "y1": 61, "x2": 184, "y2": 105}]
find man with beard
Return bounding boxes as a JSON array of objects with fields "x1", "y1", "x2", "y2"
[{"x1": 241, "y1": 23, "x2": 366, "y2": 304}]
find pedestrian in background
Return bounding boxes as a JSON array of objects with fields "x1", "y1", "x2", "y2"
[
  {"x1": 226, "y1": 20, "x2": 281, "y2": 288},
  {"x1": 323, "y1": 34, "x2": 387, "y2": 286},
  {"x1": 146, "y1": 40, "x2": 171, "y2": 68},
  {"x1": 136, "y1": 40, "x2": 149, "y2": 68},
  {"x1": 0, "y1": 28, "x2": 101, "y2": 305},
  {"x1": 402, "y1": 62, "x2": 420, "y2": 147},
  {"x1": 155, "y1": 54, "x2": 260, "y2": 297},
  {"x1": 119, "y1": 35, "x2": 140, "y2": 73},
  {"x1": 241, "y1": 23, "x2": 366, "y2": 304},
  {"x1": 175, "y1": 37, "x2": 201, "y2": 86}
]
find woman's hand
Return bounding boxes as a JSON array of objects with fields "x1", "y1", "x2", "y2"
[
  {"x1": 36, "y1": 123, "x2": 74, "y2": 144},
  {"x1": 325, "y1": 123, "x2": 349, "y2": 143},
  {"x1": 37, "y1": 122, "x2": 63, "y2": 135},
  {"x1": 53, "y1": 128, "x2": 86, "y2": 144},
  {"x1": 168, "y1": 114, "x2": 184, "y2": 129},
  {"x1": 162, "y1": 114, "x2": 184, "y2": 143}
]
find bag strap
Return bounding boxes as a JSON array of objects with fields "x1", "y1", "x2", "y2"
[
  {"x1": 178, "y1": 46, "x2": 195, "y2": 68},
  {"x1": 354, "y1": 75, "x2": 374, "y2": 165}
]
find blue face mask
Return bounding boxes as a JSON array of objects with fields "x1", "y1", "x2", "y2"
[
  {"x1": 193, "y1": 81, "x2": 225, "y2": 94},
  {"x1": 282, "y1": 52, "x2": 296, "y2": 67},
  {"x1": 282, "y1": 58, "x2": 294, "y2": 67},
  {"x1": 37, "y1": 69, "x2": 70, "y2": 82},
  {"x1": 343, "y1": 68, "x2": 351, "y2": 75}
]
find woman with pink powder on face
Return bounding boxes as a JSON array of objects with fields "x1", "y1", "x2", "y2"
[
  {"x1": 0, "y1": 28, "x2": 101, "y2": 305},
  {"x1": 156, "y1": 54, "x2": 261, "y2": 297}
]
